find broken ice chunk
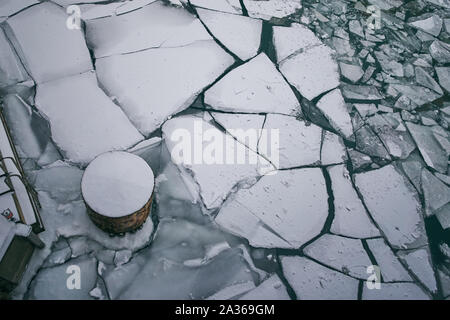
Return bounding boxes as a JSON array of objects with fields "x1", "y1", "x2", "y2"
[
  {"x1": 259, "y1": 114, "x2": 322, "y2": 169},
  {"x1": 348, "y1": 149, "x2": 373, "y2": 172},
  {"x1": 162, "y1": 116, "x2": 272, "y2": 209},
  {"x1": 415, "y1": 67, "x2": 443, "y2": 95},
  {"x1": 304, "y1": 234, "x2": 373, "y2": 279},
  {"x1": 272, "y1": 24, "x2": 322, "y2": 63},
  {"x1": 34, "y1": 71, "x2": 143, "y2": 164},
  {"x1": 197, "y1": 8, "x2": 262, "y2": 61},
  {"x1": 243, "y1": 0, "x2": 302, "y2": 20},
  {"x1": 421, "y1": 169, "x2": 450, "y2": 217},
  {"x1": 205, "y1": 53, "x2": 300, "y2": 115},
  {"x1": 316, "y1": 89, "x2": 353, "y2": 140},
  {"x1": 406, "y1": 122, "x2": 448, "y2": 174},
  {"x1": 216, "y1": 168, "x2": 328, "y2": 249},
  {"x1": 389, "y1": 84, "x2": 442, "y2": 108},
  {"x1": 321, "y1": 131, "x2": 347, "y2": 165},
  {"x1": 354, "y1": 165, "x2": 428, "y2": 249},
  {"x1": 279, "y1": 45, "x2": 340, "y2": 101},
  {"x1": 97, "y1": 41, "x2": 233, "y2": 136},
  {"x1": 374, "y1": 51, "x2": 404, "y2": 77},
  {"x1": 281, "y1": 256, "x2": 359, "y2": 300},
  {"x1": 408, "y1": 14, "x2": 443, "y2": 37},
  {"x1": 366, "y1": 238, "x2": 413, "y2": 282},
  {"x1": 27, "y1": 256, "x2": 97, "y2": 300},
  {"x1": 362, "y1": 282, "x2": 429, "y2": 300},
  {"x1": 435, "y1": 67, "x2": 450, "y2": 92},
  {"x1": 366, "y1": 114, "x2": 416, "y2": 159},
  {"x1": 398, "y1": 248, "x2": 438, "y2": 293},
  {"x1": 429, "y1": 40, "x2": 450, "y2": 64},
  {"x1": 6, "y1": 2, "x2": 93, "y2": 83},
  {"x1": 341, "y1": 84, "x2": 383, "y2": 101},
  {"x1": 239, "y1": 274, "x2": 290, "y2": 300},
  {"x1": 85, "y1": 2, "x2": 212, "y2": 58},
  {"x1": 328, "y1": 165, "x2": 380, "y2": 239},
  {"x1": 339, "y1": 62, "x2": 364, "y2": 83}
]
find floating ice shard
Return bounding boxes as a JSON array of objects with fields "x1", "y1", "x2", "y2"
[
  {"x1": 339, "y1": 62, "x2": 364, "y2": 83},
  {"x1": 216, "y1": 168, "x2": 328, "y2": 249},
  {"x1": 406, "y1": 122, "x2": 448, "y2": 174},
  {"x1": 366, "y1": 238, "x2": 413, "y2": 282},
  {"x1": 408, "y1": 14, "x2": 443, "y2": 37},
  {"x1": 197, "y1": 8, "x2": 262, "y2": 61},
  {"x1": 354, "y1": 165, "x2": 427, "y2": 249},
  {"x1": 304, "y1": 234, "x2": 373, "y2": 279},
  {"x1": 362, "y1": 282, "x2": 429, "y2": 300},
  {"x1": 281, "y1": 256, "x2": 359, "y2": 300},
  {"x1": 239, "y1": 275, "x2": 290, "y2": 300},
  {"x1": 85, "y1": 2, "x2": 211, "y2": 58},
  {"x1": 279, "y1": 45, "x2": 340, "y2": 101},
  {"x1": 328, "y1": 165, "x2": 380, "y2": 239},
  {"x1": 341, "y1": 84, "x2": 383, "y2": 101},
  {"x1": 205, "y1": 53, "x2": 300, "y2": 115},
  {"x1": 162, "y1": 116, "x2": 272, "y2": 209},
  {"x1": 421, "y1": 168, "x2": 450, "y2": 217},
  {"x1": 316, "y1": 89, "x2": 353, "y2": 140},
  {"x1": 398, "y1": 248, "x2": 438, "y2": 293},
  {"x1": 415, "y1": 67, "x2": 443, "y2": 95},
  {"x1": 259, "y1": 114, "x2": 322, "y2": 169},
  {"x1": 35, "y1": 71, "x2": 143, "y2": 165},
  {"x1": 435, "y1": 67, "x2": 450, "y2": 92},
  {"x1": 366, "y1": 114, "x2": 416, "y2": 159},
  {"x1": 97, "y1": 41, "x2": 234, "y2": 136},
  {"x1": 6, "y1": 2, "x2": 93, "y2": 83},
  {"x1": 272, "y1": 24, "x2": 322, "y2": 63},
  {"x1": 429, "y1": 40, "x2": 450, "y2": 64},
  {"x1": 243, "y1": 0, "x2": 302, "y2": 20}
]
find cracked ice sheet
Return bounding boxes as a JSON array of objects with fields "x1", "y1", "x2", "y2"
[
  {"x1": 304, "y1": 234, "x2": 373, "y2": 279},
  {"x1": 196, "y1": 8, "x2": 262, "y2": 61},
  {"x1": 259, "y1": 114, "x2": 322, "y2": 169},
  {"x1": 215, "y1": 168, "x2": 328, "y2": 249},
  {"x1": 281, "y1": 256, "x2": 359, "y2": 300},
  {"x1": 366, "y1": 238, "x2": 413, "y2": 282},
  {"x1": 327, "y1": 165, "x2": 380, "y2": 239},
  {"x1": 204, "y1": 53, "x2": 300, "y2": 115},
  {"x1": 162, "y1": 115, "x2": 274, "y2": 210},
  {"x1": 189, "y1": 0, "x2": 243, "y2": 14},
  {"x1": 0, "y1": 27, "x2": 29, "y2": 88},
  {"x1": 5, "y1": 2, "x2": 93, "y2": 83},
  {"x1": 96, "y1": 41, "x2": 234, "y2": 136},
  {"x1": 354, "y1": 165, "x2": 428, "y2": 250},
  {"x1": 85, "y1": 2, "x2": 212, "y2": 58},
  {"x1": 243, "y1": 0, "x2": 302, "y2": 20},
  {"x1": 35, "y1": 71, "x2": 143, "y2": 165},
  {"x1": 273, "y1": 23, "x2": 339, "y2": 100},
  {"x1": 104, "y1": 219, "x2": 255, "y2": 299},
  {"x1": 0, "y1": 0, "x2": 38, "y2": 17}
]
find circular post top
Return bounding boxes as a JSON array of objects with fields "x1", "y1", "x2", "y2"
[{"x1": 81, "y1": 151, "x2": 154, "y2": 218}]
